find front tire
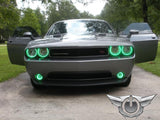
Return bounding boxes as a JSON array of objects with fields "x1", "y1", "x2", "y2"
[
  {"x1": 120, "y1": 75, "x2": 131, "y2": 87},
  {"x1": 31, "y1": 79, "x2": 44, "y2": 90}
]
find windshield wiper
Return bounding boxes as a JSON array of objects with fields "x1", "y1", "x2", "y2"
[
  {"x1": 53, "y1": 34, "x2": 62, "y2": 38},
  {"x1": 95, "y1": 33, "x2": 106, "y2": 37}
]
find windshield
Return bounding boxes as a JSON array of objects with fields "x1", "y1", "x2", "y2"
[{"x1": 46, "y1": 20, "x2": 114, "y2": 36}]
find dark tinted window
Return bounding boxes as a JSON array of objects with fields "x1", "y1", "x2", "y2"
[
  {"x1": 13, "y1": 26, "x2": 40, "y2": 37},
  {"x1": 122, "y1": 23, "x2": 152, "y2": 35}
]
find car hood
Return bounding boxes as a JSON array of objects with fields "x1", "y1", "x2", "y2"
[{"x1": 27, "y1": 34, "x2": 132, "y2": 48}]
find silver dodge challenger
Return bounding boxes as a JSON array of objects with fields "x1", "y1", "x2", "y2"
[{"x1": 7, "y1": 19, "x2": 158, "y2": 88}]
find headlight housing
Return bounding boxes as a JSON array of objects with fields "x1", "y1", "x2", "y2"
[
  {"x1": 122, "y1": 46, "x2": 134, "y2": 56},
  {"x1": 25, "y1": 48, "x2": 37, "y2": 59},
  {"x1": 109, "y1": 46, "x2": 134, "y2": 57},
  {"x1": 37, "y1": 48, "x2": 49, "y2": 58},
  {"x1": 109, "y1": 46, "x2": 122, "y2": 57},
  {"x1": 25, "y1": 48, "x2": 49, "y2": 59}
]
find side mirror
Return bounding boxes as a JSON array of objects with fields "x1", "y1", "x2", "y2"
[
  {"x1": 23, "y1": 32, "x2": 35, "y2": 40},
  {"x1": 128, "y1": 30, "x2": 139, "y2": 38},
  {"x1": 23, "y1": 32, "x2": 32, "y2": 37}
]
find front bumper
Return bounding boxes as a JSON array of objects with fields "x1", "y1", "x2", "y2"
[{"x1": 25, "y1": 57, "x2": 134, "y2": 86}]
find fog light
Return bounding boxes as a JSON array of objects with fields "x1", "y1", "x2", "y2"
[
  {"x1": 35, "y1": 74, "x2": 43, "y2": 81},
  {"x1": 117, "y1": 72, "x2": 125, "y2": 79}
]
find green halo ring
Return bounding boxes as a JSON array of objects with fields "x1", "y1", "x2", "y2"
[
  {"x1": 35, "y1": 74, "x2": 43, "y2": 81},
  {"x1": 117, "y1": 72, "x2": 125, "y2": 79},
  {"x1": 122, "y1": 46, "x2": 133, "y2": 56},
  {"x1": 25, "y1": 48, "x2": 37, "y2": 59},
  {"x1": 109, "y1": 46, "x2": 122, "y2": 56},
  {"x1": 37, "y1": 48, "x2": 49, "y2": 58}
]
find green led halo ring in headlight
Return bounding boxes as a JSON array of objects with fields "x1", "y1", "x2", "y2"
[
  {"x1": 35, "y1": 74, "x2": 43, "y2": 81},
  {"x1": 25, "y1": 48, "x2": 37, "y2": 58},
  {"x1": 117, "y1": 72, "x2": 125, "y2": 79},
  {"x1": 122, "y1": 46, "x2": 134, "y2": 56},
  {"x1": 109, "y1": 46, "x2": 122, "y2": 56},
  {"x1": 37, "y1": 48, "x2": 49, "y2": 58}
]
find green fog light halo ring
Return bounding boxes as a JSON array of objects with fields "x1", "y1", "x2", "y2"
[
  {"x1": 35, "y1": 74, "x2": 43, "y2": 81},
  {"x1": 122, "y1": 46, "x2": 134, "y2": 56},
  {"x1": 26, "y1": 48, "x2": 37, "y2": 58},
  {"x1": 117, "y1": 72, "x2": 125, "y2": 79},
  {"x1": 109, "y1": 46, "x2": 122, "y2": 56},
  {"x1": 37, "y1": 48, "x2": 49, "y2": 58}
]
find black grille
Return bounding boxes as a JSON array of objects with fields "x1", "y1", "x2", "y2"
[
  {"x1": 49, "y1": 48, "x2": 108, "y2": 59},
  {"x1": 47, "y1": 71, "x2": 112, "y2": 81}
]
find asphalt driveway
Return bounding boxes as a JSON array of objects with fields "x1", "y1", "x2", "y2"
[{"x1": 0, "y1": 66, "x2": 160, "y2": 120}]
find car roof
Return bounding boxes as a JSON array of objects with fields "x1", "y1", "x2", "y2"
[{"x1": 54, "y1": 19, "x2": 108, "y2": 24}]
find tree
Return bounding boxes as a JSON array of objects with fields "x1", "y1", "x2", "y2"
[
  {"x1": 79, "y1": 11, "x2": 94, "y2": 18},
  {"x1": 47, "y1": 0, "x2": 80, "y2": 26},
  {"x1": 21, "y1": 0, "x2": 93, "y2": 5},
  {"x1": 115, "y1": 0, "x2": 160, "y2": 34},
  {"x1": 99, "y1": 0, "x2": 131, "y2": 34},
  {"x1": 20, "y1": 8, "x2": 41, "y2": 35},
  {"x1": 35, "y1": 8, "x2": 48, "y2": 36},
  {"x1": 148, "y1": 1, "x2": 160, "y2": 34},
  {"x1": 0, "y1": 0, "x2": 20, "y2": 41},
  {"x1": 99, "y1": 0, "x2": 160, "y2": 34}
]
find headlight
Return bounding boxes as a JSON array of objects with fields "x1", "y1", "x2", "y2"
[
  {"x1": 37, "y1": 48, "x2": 49, "y2": 58},
  {"x1": 26, "y1": 48, "x2": 37, "y2": 58},
  {"x1": 122, "y1": 46, "x2": 133, "y2": 56},
  {"x1": 109, "y1": 46, "x2": 122, "y2": 56}
]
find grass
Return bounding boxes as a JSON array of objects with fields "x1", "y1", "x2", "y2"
[
  {"x1": 137, "y1": 42, "x2": 160, "y2": 76},
  {"x1": 0, "y1": 46, "x2": 26, "y2": 82}
]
